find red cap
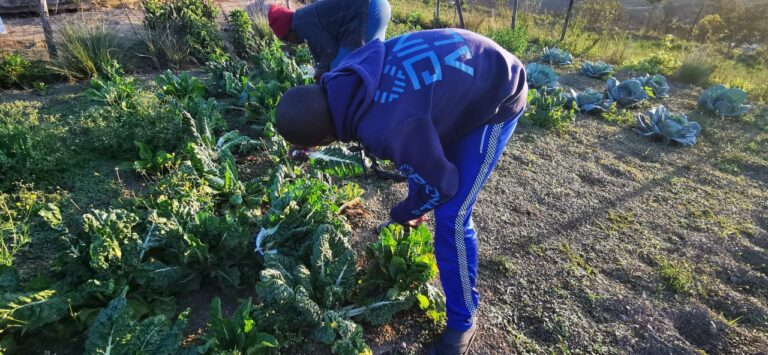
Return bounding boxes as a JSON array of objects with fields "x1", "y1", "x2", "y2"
[{"x1": 268, "y1": 5, "x2": 294, "y2": 39}]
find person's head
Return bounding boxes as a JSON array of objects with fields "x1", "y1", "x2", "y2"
[
  {"x1": 276, "y1": 85, "x2": 336, "y2": 147},
  {"x1": 268, "y1": 5, "x2": 301, "y2": 44}
]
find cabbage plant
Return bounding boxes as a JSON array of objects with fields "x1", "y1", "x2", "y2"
[
  {"x1": 525, "y1": 63, "x2": 559, "y2": 92},
  {"x1": 565, "y1": 89, "x2": 611, "y2": 113},
  {"x1": 698, "y1": 84, "x2": 750, "y2": 117},
  {"x1": 637, "y1": 105, "x2": 701, "y2": 146},
  {"x1": 541, "y1": 48, "x2": 573, "y2": 65},
  {"x1": 606, "y1": 77, "x2": 649, "y2": 108},
  {"x1": 634, "y1": 74, "x2": 670, "y2": 98},
  {"x1": 580, "y1": 61, "x2": 614, "y2": 78}
]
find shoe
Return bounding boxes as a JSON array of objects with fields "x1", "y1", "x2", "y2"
[{"x1": 425, "y1": 323, "x2": 478, "y2": 355}]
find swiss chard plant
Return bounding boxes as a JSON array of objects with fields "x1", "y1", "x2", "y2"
[
  {"x1": 84, "y1": 62, "x2": 137, "y2": 111},
  {"x1": 194, "y1": 297, "x2": 278, "y2": 354},
  {"x1": 636, "y1": 105, "x2": 701, "y2": 146},
  {"x1": 353, "y1": 224, "x2": 445, "y2": 325},
  {"x1": 84, "y1": 287, "x2": 189, "y2": 355},
  {"x1": 698, "y1": 84, "x2": 750, "y2": 117},
  {"x1": 633, "y1": 74, "x2": 670, "y2": 98},
  {"x1": 525, "y1": 63, "x2": 559, "y2": 92},
  {"x1": 605, "y1": 77, "x2": 649, "y2": 108},
  {"x1": 541, "y1": 47, "x2": 573, "y2": 65},
  {"x1": 156, "y1": 70, "x2": 206, "y2": 104},
  {"x1": 581, "y1": 61, "x2": 614, "y2": 79}
]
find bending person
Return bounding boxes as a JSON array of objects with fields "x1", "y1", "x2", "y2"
[{"x1": 268, "y1": 0, "x2": 391, "y2": 82}]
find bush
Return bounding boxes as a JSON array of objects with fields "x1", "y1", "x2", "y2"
[
  {"x1": 0, "y1": 102, "x2": 75, "y2": 187},
  {"x1": 142, "y1": 0, "x2": 224, "y2": 63},
  {"x1": 0, "y1": 53, "x2": 55, "y2": 89},
  {"x1": 487, "y1": 27, "x2": 528, "y2": 57},
  {"x1": 624, "y1": 50, "x2": 680, "y2": 75},
  {"x1": 677, "y1": 54, "x2": 716, "y2": 86},
  {"x1": 52, "y1": 23, "x2": 132, "y2": 81}
]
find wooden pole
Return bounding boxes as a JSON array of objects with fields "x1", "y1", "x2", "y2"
[
  {"x1": 435, "y1": 0, "x2": 440, "y2": 26},
  {"x1": 456, "y1": 0, "x2": 465, "y2": 29},
  {"x1": 687, "y1": 0, "x2": 707, "y2": 41},
  {"x1": 37, "y1": 0, "x2": 57, "y2": 59},
  {"x1": 511, "y1": 0, "x2": 519, "y2": 29},
  {"x1": 560, "y1": 0, "x2": 575, "y2": 42}
]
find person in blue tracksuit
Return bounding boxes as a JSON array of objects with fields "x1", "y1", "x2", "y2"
[
  {"x1": 274, "y1": 28, "x2": 527, "y2": 354},
  {"x1": 268, "y1": 0, "x2": 391, "y2": 82}
]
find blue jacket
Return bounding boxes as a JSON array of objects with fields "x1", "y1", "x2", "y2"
[
  {"x1": 291, "y1": 0, "x2": 370, "y2": 75},
  {"x1": 321, "y1": 29, "x2": 527, "y2": 224}
]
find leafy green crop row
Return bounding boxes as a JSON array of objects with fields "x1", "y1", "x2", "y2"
[{"x1": 0, "y1": 34, "x2": 444, "y2": 354}]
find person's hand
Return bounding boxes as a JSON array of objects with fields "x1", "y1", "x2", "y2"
[
  {"x1": 287, "y1": 145, "x2": 316, "y2": 161},
  {"x1": 374, "y1": 215, "x2": 429, "y2": 234},
  {"x1": 375, "y1": 219, "x2": 395, "y2": 234},
  {"x1": 404, "y1": 215, "x2": 429, "y2": 228}
]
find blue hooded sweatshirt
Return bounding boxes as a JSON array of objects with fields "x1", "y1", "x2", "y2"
[{"x1": 321, "y1": 29, "x2": 527, "y2": 224}]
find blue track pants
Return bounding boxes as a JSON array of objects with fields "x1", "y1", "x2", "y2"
[
  {"x1": 433, "y1": 112, "x2": 520, "y2": 331},
  {"x1": 330, "y1": 0, "x2": 391, "y2": 69}
]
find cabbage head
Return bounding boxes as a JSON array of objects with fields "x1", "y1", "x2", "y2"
[
  {"x1": 634, "y1": 74, "x2": 670, "y2": 98},
  {"x1": 541, "y1": 48, "x2": 573, "y2": 65},
  {"x1": 565, "y1": 89, "x2": 611, "y2": 114},
  {"x1": 606, "y1": 77, "x2": 649, "y2": 108},
  {"x1": 698, "y1": 84, "x2": 750, "y2": 117},
  {"x1": 636, "y1": 105, "x2": 701, "y2": 146},
  {"x1": 580, "y1": 61, "x2": 614, "y2": 78},
  {"x1": 525, "y1": 63, "x2": 559, "y2": 92}
]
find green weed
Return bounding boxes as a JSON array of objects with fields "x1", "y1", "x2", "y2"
[
  {"x1": 657, "y1": 257, "x2": 695, "y2": 295},
  {"x1": 487, "y1": 27, "x2": 529, "y2": 57},
  {"x1": 600, "y1": 103, "x2": 635, "y2": 126},
  {"x1": 524, "y1": 89, "x2": 577, "y2": 132},
  {"x1": 559, "y1": 243, "x2": 595, "y2": 277}
]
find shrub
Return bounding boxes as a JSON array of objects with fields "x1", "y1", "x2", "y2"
[
  {"x1": 142, "y1": 22, "x2": 193, "y2": 69},
  {"x1": 0, "y1": 102, "x2": 74, "y2": 186},
  {"x1": 228, "y1": 9, "x2": 258, "y2": 59},
  {"x1": 52, "y1": 23, "x2": 132, "y2": 81},
  {"x1": 142, "y1": 0, "x2": 224, "y2": 62},
  {"x1": 676, "y1": 54, "x2": 715, "y2": 86},
  {"x1": 0, "y1": 53, "x2": 55, "y2": 89},
  {"x1": 624, "y1": 50, "x2": 680, "y2": 75},
  {"x1": 524, "y1": 89, "x2": 576, "y2": 132},
  {"x1": 487, "y1": 27, "x2": 528, "y2": 57}
]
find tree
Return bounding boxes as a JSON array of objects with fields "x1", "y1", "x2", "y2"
[
  {"x1": 560, "y1": 0, "x2": 575, "y2": 42},
  {"x1": 575, "y1": 0, "x2": 622, "y2": 34},
  {"x1": 692, "y1": 14, "x2": 724, "y2": 43},
  {"x1": 644, "y1": 0, "x2": 666, "y2": 33}
]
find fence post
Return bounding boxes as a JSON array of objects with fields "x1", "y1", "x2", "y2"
[
  {"x1": 560, "y1": 0, "x2": 575, "y2": 42},
  {"x1": 456, "y1": 0, "x2": 465, "y2": 29},
  {"x1": 511, "y1": 0, "x2": 519, "y2": 29},
  {"x1": 37, "y1": 0, "x2": 57, "y2": 59}
]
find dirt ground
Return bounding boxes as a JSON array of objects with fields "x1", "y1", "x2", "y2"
[
  {"x1": 345, "y1": 71, "x2": 768, "y2": 354},
  {"x1": 3, "y1": 67, "x2": 767, "y2": 354},
  {"x1": 3, "y1": 3, "x2": 768, "y2": 353}
]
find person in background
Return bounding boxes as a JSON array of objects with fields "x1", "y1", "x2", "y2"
[
  {"x1": 268, "y1": 0, "x2": 391, "y2": 83},
  {"x1": 273, "y1": 28, "x2": 528, "y2": 355}
]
